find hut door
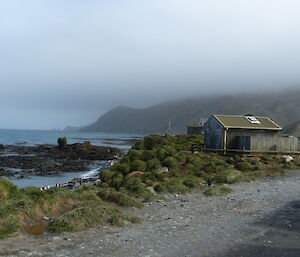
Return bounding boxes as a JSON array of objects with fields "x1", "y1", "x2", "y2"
[
  {"x1": 213, "y1": 133, "x2": 221, "y2": 149},
  {"x1": 237, "y1": 136, "x2": 251, "y2": 150}
]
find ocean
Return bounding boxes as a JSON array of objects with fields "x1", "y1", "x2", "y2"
[
  {"x1": 0, "y1": 129, "x2": 141, "y2": 148},
  {"x1": 0, "y1": 129, "x2": 141, "y2": 188}
]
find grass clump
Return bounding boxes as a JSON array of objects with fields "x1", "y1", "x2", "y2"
[
  {"x1": 0, "y1": 178, "x2": 19, "y2": 199},
  {"x1": 165, "y1": 180, "x2": 190, "y2": 194},
  {"x1": 147, "y1": 158, "x2": 161, "y2": 170},
  {"x1": 130, "y1": 160, "x2": 147, "y2": 172},
  {"x1": 97, "y1": 188, "x2": 143, "y2": 208},
  {"x1": 214, "y1": 169, "x2": 243, "y2": 184},
  {"x1": 111, "y1": 163, "x2": 130, "y2": 175},
  {"x1": 0, "y1": 180, "x2": 142, "y2": 239},
  {"x1": 203, "y1": 186, "x2": 233, "y2": 196},
  {"x1": 163, "y1": 157, "x2": 178, "y2": 169},
  {"x1": 153, "y1": 184, "x2": 167, "y2": 193},
  {"x1": 48, "y1": 200, "x2": 137, "y2": 233},
  {"x1": 0, "y1": 217, "x2": 20, "y2": 239}
]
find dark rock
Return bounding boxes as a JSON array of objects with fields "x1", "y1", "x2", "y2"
[
  {"x1": 0, "y1": 168, "x2": 11, "y2": 177},
  {"x1": 0, "y1": 143, "x2": 122, "y2": 178}
]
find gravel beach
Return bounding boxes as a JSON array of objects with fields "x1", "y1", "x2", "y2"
[{"x1": 1, "y1": 171, "x2": 300, "y2": 257}]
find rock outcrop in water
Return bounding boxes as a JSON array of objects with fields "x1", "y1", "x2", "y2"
[{"x1": 0, "y1": 142, "x2": 122, "y2": 178}]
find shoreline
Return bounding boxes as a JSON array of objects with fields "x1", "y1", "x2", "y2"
[
  {"x1": 0, "y1": 143, "x2": 121, "y2": 188},
  {"x1": 0, "y1": 171, "x2": 299, "y2": 257}
]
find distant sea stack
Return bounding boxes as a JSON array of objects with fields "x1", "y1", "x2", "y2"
[{"x1": 65, "y1": 90, "x2": 300, "y2": 135}]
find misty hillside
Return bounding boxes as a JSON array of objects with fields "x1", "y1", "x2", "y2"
[
  {"x1": 283, "y1": 120, "x2": 300, "y2": 136},
  {"x1": 71, "y1": 90, "x2": 300, "y2": 134}
]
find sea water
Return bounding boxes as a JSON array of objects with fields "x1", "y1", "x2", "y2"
[
  {"x1": 0, "y1": 129, "x2": 141, "y2": 188},
  {"x1": 0, "y1": 129, "x2": 141, "y2": 148}
]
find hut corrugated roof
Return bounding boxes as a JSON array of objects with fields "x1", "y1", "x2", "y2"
[{"x1": 213, "y1": 114, "x2": 282, "y2": 130}]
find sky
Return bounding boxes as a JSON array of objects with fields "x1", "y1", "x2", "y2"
[{"x1": 1, "y1": 0, "x2": 300, "y2": 129}]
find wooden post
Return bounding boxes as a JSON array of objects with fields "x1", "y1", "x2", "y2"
[
  {"x1": 223, "y1": 128, "x2": 227, "y2": 150},
  {"x1": 223, "y1": 128, "x2": 227, "y2": 154}
]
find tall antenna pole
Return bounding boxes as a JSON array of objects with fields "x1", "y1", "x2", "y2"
[{"x1": 168, "y1": 121, "x2": 172, "y2": 133}]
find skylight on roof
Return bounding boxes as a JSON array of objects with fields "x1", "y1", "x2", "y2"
[{"x1": 245, "y1": 116, "x2": 261, "y2": 124}]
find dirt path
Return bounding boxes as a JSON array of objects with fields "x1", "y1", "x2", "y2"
[{"x1": 1, "y1": 171, "x2": 300, "y2": 257}]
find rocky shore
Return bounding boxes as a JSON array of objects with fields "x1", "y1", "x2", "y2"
[
  {"x1": 0, "y1": 142, "x2": 122, "y2": 178},
  {"x1": 0, "y1": 171, "x2": 299, "y2": 257}
]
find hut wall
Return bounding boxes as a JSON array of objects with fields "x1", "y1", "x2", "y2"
[
  {"x1": 204, "y1": 117, "x2": 223, "y2": 149},
  {"x1": 274, "y1": 136, "x2": 298, "y2": 152},
  {"x1": 227, "y1": 129, "x2": 298, "y2": 151},
  {"x1": 226, "y1": 129, "x2": 278, "y2": 150}
]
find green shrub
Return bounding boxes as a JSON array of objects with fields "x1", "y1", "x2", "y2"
[
  {"x1": 133, "y1": 139, "x2": 144, "y2": 150},
  {"x1": 194, "y1": 170, "x2": 206, "y2": 178},
  {"x1": 49, "y1": 219, "x2": 74, "y2": 233},
  {"x1": 156, "y1": 147, "x2": 177, "y2": 161},
  {"x1": 99, "y1": 170, "x2": 115, "y2": 183},
  {"x1": 141, "y1": 172, "x2": 158, "y2": 183},
  {"x1": 163, "y1": 157, "x2": 178, "y2": 169},
  {"x1": 112, "y1": 163, "x2": 130, "y2": 175},
  {"x1": 127, "y1": 149, "x2": 143, "y2": 161},
  {"x1": 141, "y1": 170, "x2": 166, "y2": 182},
  {"x1": 20, "y1": 187, "x2": 45, "y2": 202},
  {"x1": 130, "y1": 160, "x2": 147, "y2": 171},
  {"x1": 110, "y1": 174, "x2": 124, "y2": 189},
  {"x1": 107, "y1": 215, "x2": 124, "y2": 226},
  {"x1": 183, "y1": 177, "x2": 201, "y2": 188},
  {"x1": 100, "y1": 182, "x2": 110, "y2": 188},
  {"x1": 203, "y1": 186, "x2": 233, "y2": 196},
  {"x1": 0, "y1": 216, "x2": 20, "y2": 239},
  {"x1": 156, "y1": 149, "x2": 168, "y2": 161},
  {"x1": 154, "y1": 184, "x2": 167, "y2": 193},
  {"x1": 144, "y1": 135, "x2": 167, "y2": 150},
  {"x1": 0, "y1": 178, "x2": 19, "y2": 199},
  {"x1": 214, "y1": 169, "x2": 243, "y2": 184},
  {"x1": 176, "y1": 154, "x2": 186, "y2": 163},
  {"x1": 204, "y1": 162, "x2": 228, "y2": 174},
  {"x1": 48, "y1": 201, "x2": 132, "y2": 232},
  {"x1": 119, "y1": 156, "x2": 130, "y2": 165},
  {"x1": 185, "y1": 163, "x2": 196, "y2": 171},
  {"x1": 147, "y1": 158, "x2": 161, "y2": 170},
  {"x1": 97, "y1": 188, "x2": 143, "y2": 208},
  {"x1": 123, "y1": 177, "x2": 154, "y2": 201},
  {"x1": 235, "y1": 161, "x2": 255, "y2": 171},
  {"x1": 142, "y1": 150, "x2": 156, "y2": 161},
  {"x1": 185, "y1": 155, "x2": 203, "y2": 168},
  {"x1": 165, "y1": 181, "x2": 190, "y2": 194}
]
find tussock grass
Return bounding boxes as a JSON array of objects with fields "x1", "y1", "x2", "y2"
[
  {"x1": 0, "y1": 179, "x2": 141, "y2": 239},
  {"x1": 102, "y1": 134, "x2": 300, "y2": 199},
  {"x1": 48, "y1": 200, "x2": 138, "y2": 233},
  {"x1": 204, "y1": 186, "x2": 233, "y2": 196},
  {"x1": 97, "y1": 188, "x2": 143, "y2": 208}
]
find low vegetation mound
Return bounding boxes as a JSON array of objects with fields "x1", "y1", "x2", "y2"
[
  {"x1": 203, "y1": 185, "x2": 233, "y2": 196},
  {"x1": 100, "y1": 134, "x2": 300, "y2": 197},
  {"x1": 1, "y1": 134, "x2": 299, "y2": 239},
  {"x1": 0, "y1": 181, "x2": 140, "y2": 239}
]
